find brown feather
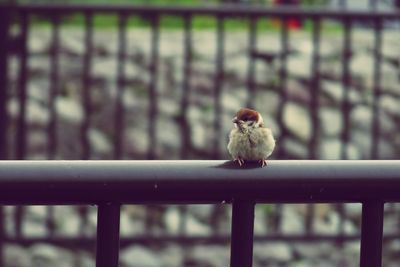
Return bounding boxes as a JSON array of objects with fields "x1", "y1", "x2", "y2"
[{"x1": 235, "y1": 108, "x2": 260, "y2": 122}]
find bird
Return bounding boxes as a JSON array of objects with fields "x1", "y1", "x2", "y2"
[{"x1": 227, "y1": 108, "x2": 275, "y2": 167}]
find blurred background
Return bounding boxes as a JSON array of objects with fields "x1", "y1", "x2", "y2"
[{"x1": 0, "y1": 0, "x2": 400, "y2": 266}]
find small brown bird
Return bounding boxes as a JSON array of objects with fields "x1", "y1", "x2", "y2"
[{"x1": 227, "y1": 108, "x2": 275, "y2": 167}]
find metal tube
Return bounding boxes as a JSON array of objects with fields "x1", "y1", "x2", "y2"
[
  {"x1": 4, "y1": 231, "x2": 400, "y2": 247},
  {"x1": 276, "y1": 18, "x2": 289, "y2": 159},
  {"x1": 16, "y1": 13, "x2": 29, "y2": 160},
  {"x1": 14, "y1": 4, "x2": 400, "y2": 20},
  {"x1": 230, "y1": 200, "x2": 255, "y2": 267},
  {"x1": 179, "y1": 15, "x2": 192, "y2": 159},
  {"x1": 95, "y1": 203, "x2": 121, "y2": 267},
  {"x1": 340, "y1": 18, "x2": 352, "y2": 160},
  {"x1": 245, "y1": 17, "x2": 257, "y2": 109},
  {"x1": 212, "y1": 15, "x2": 225, "y2": 160},
  {"x1": 0, "y1": 5, "x2": 10, "y2": 161},
  {"x1": 0, "y1": 161, "x2": 399, "y2": 204},
  {"x1": 48, "y1": 15, "x2": 60, "y2": 160},
  {"x1": 370, "y1": 19, "x2": 382, "y2": 159},
  {"x1": 309, "y1": 18, "x2": 321, "y2": 160},
  {"x1": 81, "y1": 12, "x2": 93, "y2": 160},
  {"x1": 360, "y1": 201, "x2": 384, "y2": 267},
  {"x1": 147, "y1": 15, "x2": 160, "y2": 160},
  {"x1": 114, "y1": 14, "x2": 128, "y2": 160}
]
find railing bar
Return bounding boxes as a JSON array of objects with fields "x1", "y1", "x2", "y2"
[
  {"x1": 305, "y1": 204, "x2": 315, "y2": 235},
  {"x1": 145, "y1": 205, "x2": 152, "y2": 234},
  {"x1": 359, "y1": 201, "x2": 384, "y2": 267},
  {"x1": 78, "y1": 206, "x2": 89, "y2": 236},
  {"x1": 179, "y1": 15, "x2": 192, "y2": 159},
  {"x1": 1, "y1": 161, "x2": 400, "y2": 202},
  {"x1": 0, "y1": 6, "x2": 11, "y2": 161},
  {"x1": 178, "y1": 205, "x2": 188, "y2": 235},
  {"x1": 47, "y1": 15, "x2": 60, "y2": 160},
  {"x1": 245, "y1": 17, "x2": 257, "y2": 109},
  {"x1": 340, "y1": 18, "x2": 352, "y2": 160},
  {"x1": 16, "y1": 13, "x2": 29, "y2": 160},
  {"x1": 0, "y1": 206, "x2": 4, "y2": 267},
  {"x1": 81, "y1": 12, "x2": 93, "y2": 160},
  {"x1": 273, "y1": 203, "x2": 283, "y2": 234},
  {"x1": 275, "y1": 18, "x2": 289, "y2": 159},
  {"x1": 147, "y1": 15, "x2": 160, "y2": 160},
  {"x1": 15, "y1": 4, "x2": 400, "y2": 20},
  {"x1": 14, "y1": 206, "x2": 23, "y2": 238},
  {"x1": 0, "y1": 10, "x2": 10, "y2": 264},
  {"x1": 5, "y1": 232, "x2": 400, "y2": 246},
  {"x1": 16, "y1": 4, "x2": 398, "y2": 20},
  {"x1": 309, "y1": 17, "x2": 321, "y2": 159},
  {"x1": 230, "y1": 200, "x2": 255, "y2": 267},
  {"x1": 114, "y1": 13, "x2": 128, "y2": 160},
  {"x1": 212, "y1": 15, "x2": 225, "y2": 159},
  {"x1": 46, "y1": 206, "x2": 55, "y2": 236},
  {"x1": 336, "y1": 203, "x2": 346, "y2": 238},
  {"x1": 14, "y1": 13, "x2": 29, "y2": 241},
  {"x1": 370, "y1": 18, "x2": 383, "y2": 159},
  {"x1": 95, "y1": 203, "x2": 121, "y2": 267}
]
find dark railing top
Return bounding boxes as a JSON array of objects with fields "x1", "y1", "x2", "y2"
[
  {"x1": 7, "y1": 4, "x2": 400, "y2": 19},
  {"x1": 0, "y1": 160, "x2": 399, "y2": 204}
]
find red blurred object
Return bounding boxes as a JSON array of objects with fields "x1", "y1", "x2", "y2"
[{"x1": 273, "y1": 0, "x2": 302, "y2": 30}]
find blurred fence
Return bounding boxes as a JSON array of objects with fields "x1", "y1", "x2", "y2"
[{"x1": 0, "y1": 2, "x2": 400, "y2": 267}]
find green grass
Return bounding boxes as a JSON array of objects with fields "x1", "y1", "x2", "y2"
[
  {"x1": 30, "y1": 13, "x2": 343, "y2": 34},
  {"x1": 26, "y1": 0, "x2": 342, "y2": 33}
]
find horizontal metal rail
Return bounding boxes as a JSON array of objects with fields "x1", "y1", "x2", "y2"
[
  {"x1": 13, "y1": 4, "x2": 400, "y2": 19},
  {"x1": 0, "y1": 160, "x2": 399, "y2": 204},
  {"x1": 0, "y1": 160, "x2": 394, "y2": 267},
  {"x1": 5, "y1": 232, "x2": 400, "y2": 248}
]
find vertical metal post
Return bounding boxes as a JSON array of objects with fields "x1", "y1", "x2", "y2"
[
  {"x1": 246, "y1": 17, "x2": 257, "y2": 109},
  {"x1": 81, "y1": 12, "x2": 93, "y2": 160},
  {"x1": 340, "y1": 18, "x2": 352, "y2": 160},
  {"x1": 370, "y1": 19, "x2": 382, "y2": 159},
  {"x1": 114, "y1": 13, "x2": 128, "y2": 160},
  {"x1": 0, "y1": 5, "x2": 10, "y2": 161},
  {"x1": 96, "y1": 203, "x2": 121, "y2": 267},
  {"x1": 179, "y1": 14, "x2": 192, "y2": 159},
  {"x1": 48, "y1": 15, "x2": 60, "y2": 160},
  {"x1": 360, "y1": 201, "x2": 384, "y2": 267},
  {"x1": 16, "y1": 12, "x2": 29, "y2": 160},
  {"x1": 147, "y1": 14, "x2": 160, "y2": 160},
  {"x1": 309, "y1": 17, "x2": 321, "y2": 160},
  {"x1": 0, "y1": 7, "x2": 8, "y2": 265},
  {"x1": 275, "y1": 18, "x2": 289, "y2": 159},
  {"x1": 230, "y1": 201, "x2": 255, "y2": 267},
  {"x1": 213, "y1": 15, "x2": 225, "y2": 160}
]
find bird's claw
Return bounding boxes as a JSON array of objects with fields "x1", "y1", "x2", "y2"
[
  {"x1": 234, "y1": 157, "x2": 244, "y2": 166},
  {"x1": 259, "y1": 159, "x2": 267, "y2": 167}
]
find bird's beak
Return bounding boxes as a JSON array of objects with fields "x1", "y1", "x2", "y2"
[{"x1": 232, "y1": 118, "x2": 238, "y2": 124}]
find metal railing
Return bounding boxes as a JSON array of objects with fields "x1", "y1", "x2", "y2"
[
  {"x1": 0, "y1": 3, "x2": 399, "y2": 267},
  {"x1": 0, "y1": 160, "x2": 399, "y2": 267}
]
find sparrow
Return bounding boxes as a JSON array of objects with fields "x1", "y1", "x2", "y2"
[{"x1": 227, "y1": 108, "x2": 275, "y2": 167}]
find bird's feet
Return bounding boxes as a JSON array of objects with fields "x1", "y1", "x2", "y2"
[
  {"x1": 259, "y1": 159, "x2": 267, "y2": 167},
  {"x1": 234, "y1": 157, "x2": 245, "y2": 166}
]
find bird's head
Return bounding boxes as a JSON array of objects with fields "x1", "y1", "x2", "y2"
[{"x1": 232, "y1": 108, "x2": 264, "y2": 132}]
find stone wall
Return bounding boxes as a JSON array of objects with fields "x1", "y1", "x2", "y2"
[
  {"x1": 7, "y1": 27, "x2": 400, "y2": 160},
  {"x1": 4, "y1": 26, "x2": 400, "y2": 267}
]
